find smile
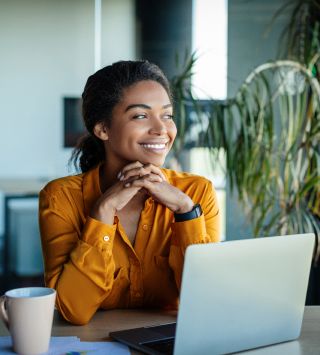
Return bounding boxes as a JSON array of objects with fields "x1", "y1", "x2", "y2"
[{"x1": 140, "y1": 143, "x2": 167, "y2": 150}]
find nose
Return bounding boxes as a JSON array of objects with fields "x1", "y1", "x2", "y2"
[{"x1": 149, "y1": 116, "x2": 167, "y2": 135}]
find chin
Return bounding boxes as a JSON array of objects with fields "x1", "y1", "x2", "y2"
[{"x1": 138, "y1": 155, "x2": 166, "y2": 167}]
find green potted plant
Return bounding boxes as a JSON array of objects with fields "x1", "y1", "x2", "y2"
[
  {"x1": 169, "y1": 0, "x2": 320, "y2": 303},
  {"x1": 171, "y1": 55, "x2": 320, "y2": 240}
]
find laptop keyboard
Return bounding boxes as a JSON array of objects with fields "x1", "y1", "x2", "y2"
[
  {"x1": 140, "y1": 323, "x2": 176, "y2": 354},
  {"x1": 141, "y1": 338, "x2": 175, "y2": 355},
  {"x1": 144, "y1": 323, "x2": 176, "y2": 336}
]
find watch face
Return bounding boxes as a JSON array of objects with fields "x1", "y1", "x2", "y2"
[{"x1": 194, "y1": 204, "x2": 202, "y2": 217}]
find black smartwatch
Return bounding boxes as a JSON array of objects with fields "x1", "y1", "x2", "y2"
[{"x1": 174, "y1": 204, "x2": 202, "y2": 222}]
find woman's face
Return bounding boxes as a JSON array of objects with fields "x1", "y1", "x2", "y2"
[{"x1": 103, "y1": 80, "x2": 177, "y2": 167}]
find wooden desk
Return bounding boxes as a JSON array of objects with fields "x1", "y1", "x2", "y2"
[
  {"x1": 1, "y1": 307, "x2": 320, "y2": 354},
  {"x1": 53, "y1": 308, "x2": 177, "y2": 342}
]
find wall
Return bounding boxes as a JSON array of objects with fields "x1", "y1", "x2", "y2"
[
  {"x1": 226, "y1": 0, "x2": 289, "y2": 240},
  {"x1": 102, "y1": 0, "x2": 136, "y2": 65},
  {"x1": 0, "y1": 0, "x2": 292, "y2": 242},
  {"x1": 0, "y1": 0, "x2": 135, "y2": 179}
]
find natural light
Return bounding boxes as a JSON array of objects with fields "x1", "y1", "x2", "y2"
[
  {"x1": 192, "y1": 0, "x2": 228, "y2": 99},
  {"x1": 190, "y1": 0, "x2": 228, "y2": 240}
]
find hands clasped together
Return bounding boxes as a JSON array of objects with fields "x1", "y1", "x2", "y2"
[{"x1": 91, "y1": 161, "x2": 194, "y2": 225}]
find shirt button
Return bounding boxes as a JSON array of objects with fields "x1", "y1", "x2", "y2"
[
  {"x1": 103, "y1": 235, "x2": 110, "y2": 242},
  {"x1": 142, "y1": 224, "x2": 148, "y2": 231}
]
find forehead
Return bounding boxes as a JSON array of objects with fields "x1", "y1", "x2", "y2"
[{"x1": 121, "y1": 80, "x2": 171, "y2": 105}]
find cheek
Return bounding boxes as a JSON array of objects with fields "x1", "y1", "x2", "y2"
[
  {"x1": 109, "y1": 124, "x2": 141, "y2": 144},
  {"x1": 168, "y1": 122, "x2": 177, "y2": 140}
]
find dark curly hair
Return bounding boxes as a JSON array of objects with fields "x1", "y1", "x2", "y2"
[{"x1": 71, "y1": 60, "x2": 172, "y2": 173}]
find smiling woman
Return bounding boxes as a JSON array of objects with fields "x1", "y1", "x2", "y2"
[
  {"x1": 38, "y1": 60, "x2": 220, "y2": 325},
  {"x1": 94, "y1": 80, "x2": 177, "y2": 169}
]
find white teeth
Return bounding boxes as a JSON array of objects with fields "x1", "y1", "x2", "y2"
[{"x1": 141, "y1": 143, "x2": 166, "y2": 149}]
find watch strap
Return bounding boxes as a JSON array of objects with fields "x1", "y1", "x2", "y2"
[{"x1": 174, "y1": 203, "x2": 202, "y2": 222}]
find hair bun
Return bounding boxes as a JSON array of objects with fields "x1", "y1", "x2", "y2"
[{"x1": 71, "y1": 134, "x2": 105, "y2": 173}]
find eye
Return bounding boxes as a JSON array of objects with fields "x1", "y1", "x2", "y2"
[
  {"x1": 163, "y1": 114, "x2": 174, "y2": 120},
  {"x1": 132, "y1": 113, "x2": 147, "y2": 119}
]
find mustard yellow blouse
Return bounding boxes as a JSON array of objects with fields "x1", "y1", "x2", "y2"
[{"x1": 39, "y1": 165, "x2": 220, "y2": 325}]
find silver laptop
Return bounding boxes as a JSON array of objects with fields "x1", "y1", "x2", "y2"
[{"x1": 110, "y1": 233, "x2": 315, "y2": 355}]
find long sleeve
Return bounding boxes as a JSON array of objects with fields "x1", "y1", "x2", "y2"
[
  {"x1": 168, "y1": 180, "x2": 220, "y2": 288},
  {"x1": 39, "y1": 188, "x2": 117, "y2": 325},
  {"x1": 39, "y1": 168, "x2": 220, "y2": 320}
]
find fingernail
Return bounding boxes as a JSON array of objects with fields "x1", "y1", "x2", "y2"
[
  {"x1": 120, "y1": 175, "x2": 124, "y2": 181},
  {"x1": 124, "y1": 182, "x2": 130, "y2": 187},
  {"x1": 117, "y1": 172, "x2": 122, "y2": 179}
]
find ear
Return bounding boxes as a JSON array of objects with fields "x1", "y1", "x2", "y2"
[{"x1": 93, "y1": 122, "x2": 109, "y2": 141}]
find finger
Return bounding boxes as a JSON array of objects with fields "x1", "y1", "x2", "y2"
[
  {"x1": 142, "y1": 173, "x2": 163, "y2": 183},
  {"x1": 120, "y1": 164, "x2": 166, "y2": 182},
  {"x1": 124, "y1": 175, "x2": 158, "y2": 190},
  {"x1": 123, "y1": 173, "x2": 162, "y2": 185},
  {"x1": 143, "y1": 163, "x2": 167, "y2": 181},
  {"x1": 120, "y1": 166, "x2": 149, "y2": 181},
  {"x1": 120, "y1": 176, "x2": 143, "y2": 191},
  {"x1": 120, "y1": 166, "x2": 164, "y2": 182},
  {"x1": 120, "y1": 175, "x2": 141, "y2": 185},
  {"x1": 118, "y1": 161, "x2": 143, "y2": 178}
]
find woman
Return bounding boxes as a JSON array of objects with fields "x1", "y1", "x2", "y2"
[{"x1": 39, "y1": 60, "x2": 220, "y2": 325}]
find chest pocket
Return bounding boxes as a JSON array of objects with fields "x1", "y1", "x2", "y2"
[
  {"x1": 101, "y1": 267, "x2": 130, "y2": 309},
  {"x1": 150, "y1": 255, "x2": 178, "y2": 306},
  {"x1": 154, "y1": 255, "x2": 175, "y2": 284}
]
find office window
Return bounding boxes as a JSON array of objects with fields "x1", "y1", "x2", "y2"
[
  {"x1": 192, "y1": 0, "x2": 228, "y2": 99},
  {"x1": 191, "y1": 0, "x2": 228, "y2": 239},
  {"x1": 189, "y1": 148, "x2": 226, "y2": 240}
]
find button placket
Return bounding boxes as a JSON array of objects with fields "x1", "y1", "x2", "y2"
[
  {"x1": 129, "y1": 255, "x2": 143, "y2": 306},
  {"x1": 132, "y1": 197, "x2": 155, "y2": 261}
]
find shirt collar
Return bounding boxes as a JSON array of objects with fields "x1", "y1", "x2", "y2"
[
  {"x1": 82, "y1": 164, "x2": 102, "y2": 216},
  {"x1": 161, "y1": 168, "x2": 171, "y2": 184}
]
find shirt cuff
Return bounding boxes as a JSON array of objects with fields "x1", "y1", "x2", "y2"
[
  {"x1": 81, "y1": 216, "x2": 117, "y2": 252},
  {"x1": 171, "y1": 214, "x2": 209, "y2": 249}
]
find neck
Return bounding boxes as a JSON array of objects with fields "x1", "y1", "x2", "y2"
[{"x1": 99, "y1": 160, "x2": 123, "y2": 193}]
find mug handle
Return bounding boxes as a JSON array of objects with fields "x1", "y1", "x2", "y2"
[{"x1": 0, "y1": 295, "x2": 9, "y2": 329}]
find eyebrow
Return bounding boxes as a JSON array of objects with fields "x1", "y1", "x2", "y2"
[{"x1": 125, "y1": 103, "x2": 172, "y2": 112}]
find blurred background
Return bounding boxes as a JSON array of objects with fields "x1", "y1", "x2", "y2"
[{"x1": 0, "y1": 0, "x2": 319, "y2": 302}]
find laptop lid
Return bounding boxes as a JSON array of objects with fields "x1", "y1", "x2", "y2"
[{"x1": 174, "y1": 233, "x2": 315, "y2": 355}]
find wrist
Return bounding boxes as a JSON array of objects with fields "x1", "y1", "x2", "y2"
[
  {"x1": 174, "y1": 197, "x2": 194, "y2": 214},
  {"x1": 91, "y1": 199, "x2": 117, "y2": 224}
]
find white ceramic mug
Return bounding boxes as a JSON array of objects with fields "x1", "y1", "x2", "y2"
[{"x1": 0, "y1": 287, "x2": 56, "y2": 355}]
